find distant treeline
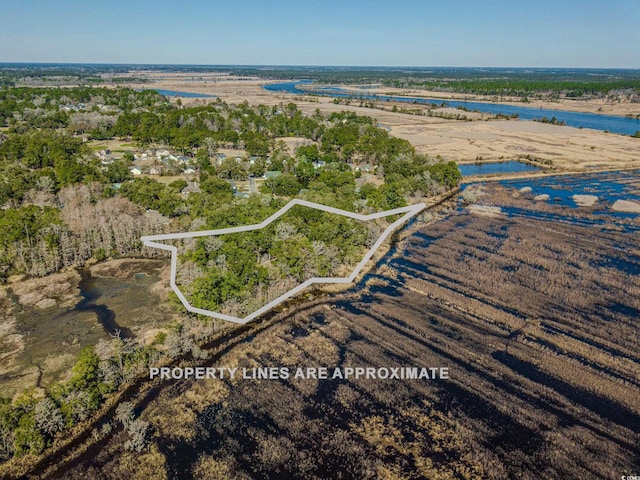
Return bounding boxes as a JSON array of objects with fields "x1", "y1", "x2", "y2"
[
  {"x1": 3, "y1": 64, "x2": 640, "y2": 95},
  {"x1": 223, "y1": 67, "x2": 640, "y2": 98},
  {"x1": 384, "y1": 77, "x2": 640, "y2": 98}
]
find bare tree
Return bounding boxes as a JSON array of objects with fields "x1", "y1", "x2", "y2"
[
  {"x1": 203, "y1": 137, "x2": 218, "y2": 157},
  {"x1": 124, "y1": 418, "x2": 150, "y2": 452},
  {"x1": 115, "y1": 401, "x2": 135, "y2": 428},
  {"x1": 34, "y1": 398, "x2": 65, "y2": 437}
]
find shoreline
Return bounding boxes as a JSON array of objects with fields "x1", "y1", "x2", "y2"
[
  {"x1": 317, "y1": 84, "x2": 640, "y2": 119},
  {"x1": 459, "y1": 164, "x2": 640, "y2": 184},
  {"x1": 0, "y1": 258, "x2": 175, "y2": 399}
]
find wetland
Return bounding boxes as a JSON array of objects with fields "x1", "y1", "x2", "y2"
[
  {"x1": 0, "y1": 259, "x2": 176, "y2": 399},
  {"x1": 46, "y1": 170, "x2": 640, "y2": 479}
]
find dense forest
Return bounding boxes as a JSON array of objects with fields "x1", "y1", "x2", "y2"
[{"x1": 383, "y1": 77, "x2": 640, "y2": 99}]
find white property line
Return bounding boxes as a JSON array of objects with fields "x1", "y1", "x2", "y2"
[{"x1": 141, "y1": 199, "x2": 425, "y2": 324}]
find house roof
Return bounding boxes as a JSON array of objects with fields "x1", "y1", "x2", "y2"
[{"x1": 181, "y1": 182, "x2": 200, "y2": 193}]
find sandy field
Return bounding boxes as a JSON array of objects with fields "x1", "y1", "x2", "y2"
[
  {"x1": 612, "y1": 199, "x2": 640, "y2": 212},
  {"x1": 572, "y1": 194, "x2": 599, "y2": 206}
]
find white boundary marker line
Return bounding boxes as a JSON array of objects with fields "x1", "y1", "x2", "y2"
[{"x1": 142, "y1": 199, "x2": 425, "y2": 324}]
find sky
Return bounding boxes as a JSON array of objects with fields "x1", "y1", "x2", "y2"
[{"x1": 0, "y1": 0, "x2": 638, "y2": 67}]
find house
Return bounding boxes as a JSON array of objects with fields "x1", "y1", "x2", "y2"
[
  {"x1": 214, "y1": 153, "x2": 227, "y2": 166},
  {"x1": 181, "y1": 182, "x2": 200, "y2": 195},
  {"x1": 130, "y1": 167, "x2": 142, "y2": 176},
  {"x1": 149, "y1": 167, "x2": 160, "y2": 175},
  {"x1": 183, "y1": 167, "x2": 197, "y2": 175}
]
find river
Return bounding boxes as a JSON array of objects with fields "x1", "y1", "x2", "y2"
[
  {"x1": 141, "y1": 89, "x2": 217, "y2": 98},
  {"x1": 264, "y1": 81, "x2": 640, "y2": 135}
]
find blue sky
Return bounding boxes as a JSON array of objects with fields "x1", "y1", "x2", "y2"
[{"x1": 0, "y1": 0, "x2": 638, "y2": 67}]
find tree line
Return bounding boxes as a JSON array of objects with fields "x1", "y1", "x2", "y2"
[{"x1": 384, "y1": 77, "x2": 640, "y2": 99}]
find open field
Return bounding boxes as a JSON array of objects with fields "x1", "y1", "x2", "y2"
[
  {"x1": 86, "y1": 140, "x2": 136, "y2": 152},
  {"x1": 388, "y1": 120, "x2": 640, "y2": 169},
  {"x1": 21, "y1": 178, "x2": 639, "y2": 480}
]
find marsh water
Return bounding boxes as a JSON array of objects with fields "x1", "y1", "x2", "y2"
[
  {"x1": 7, "y1": 260, "x2": 168, "y2": 391},
  {"x1": 499, "y1": 170, "x2": 640, "y2": 216},
  {"x1": 459, "y1": 161, "x2": 541, "y2": 176},
  {"x1": 264, "y1": 81, "x2": 640, "y2": 135},
  {"x1": 142, "y1": 89, "x2": 216, "y2": 98},
  {"x1": 72, "y1": 270, "x2": 133, "y2": 337}
]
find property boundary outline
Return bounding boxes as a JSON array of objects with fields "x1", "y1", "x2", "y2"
[{"x1": 141, "y1": 199, "x2": 425, "y2": 324}]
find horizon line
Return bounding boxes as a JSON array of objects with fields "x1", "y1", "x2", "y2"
[{"x1": 1, "y1": 62, "x2": 640, "y2": 71}]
